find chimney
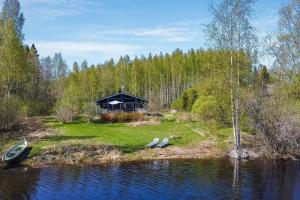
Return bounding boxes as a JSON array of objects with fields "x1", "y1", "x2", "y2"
[{"x1": 119, "y1": 85, "x2": 125, "y2": 93}]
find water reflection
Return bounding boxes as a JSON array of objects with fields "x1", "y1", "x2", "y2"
[
  {"x1": 0, "y1": 165, "x2": 40, "y2": 200},
  {"x1": 232, "y1": 159, "x2": 240, "y2": 200},
  {"x1": 0, "y1": 159, "x2": 299, "y2": 200}
]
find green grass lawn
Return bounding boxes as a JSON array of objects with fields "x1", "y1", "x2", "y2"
[{"x1": 29, "y1": 117, "x2": 222, "y2": 157}]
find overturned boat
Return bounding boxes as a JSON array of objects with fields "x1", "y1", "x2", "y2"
[{"x1": 2, "y1": 137, "x2": 28, "y2": 164}]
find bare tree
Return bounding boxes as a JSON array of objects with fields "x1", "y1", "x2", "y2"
[
  {"x1": 247, "y1": 90, "x2": 300, "y2": 156},
  {"x1": 264, "y1": 0, "x2": 300, "y2": 79}
]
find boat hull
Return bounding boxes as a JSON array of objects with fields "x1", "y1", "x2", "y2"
[{"x1": 2, "y1": 138, "x2": 28, "y2": 164}]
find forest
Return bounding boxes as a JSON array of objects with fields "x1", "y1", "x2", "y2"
[{"x1": 0, "y1": 0, "x2": 300, "y2": 157}]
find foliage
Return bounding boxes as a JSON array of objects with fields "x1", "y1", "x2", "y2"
[
  {"x1": 0, "y1": 96, "x2": 25, "y2": 130},
  {"x1": 1, "y1": 0, "x2": 25, "y2": 41},
  {"x1": 247, "y1": 90, "x2": 300, "y2": 156},
  {"x1": 171, "y1": 98, "x2": 183, "y2": 111},
  {"x1": 55, "y1": 101, "x2": 79, "y2": 123},
  {"x1": 100, "y1": 112, "x2": 144, "y2": 123},
  {"x1": 287, "y1": 72, "x2": 300, "y2": 99},
  {"x1": 26, "y1": 101, "x2": 53, "y2": 116},
  {"x1": 192, "y1": 96, "x2": 219, "y2": 121},
  {"x1": 59, "y1": 49, "x2": 252, "y2": 112},
  {"x1": 83, "y1": 102, "x2": 96, "y2": 122},
  {"x1": 171, "y1": 88, "x2": 198, "y2": 112}
]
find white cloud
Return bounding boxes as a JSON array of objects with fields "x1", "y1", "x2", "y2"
[{"x1": 78, "y1": 21, "x2": 204, "y2": 43}]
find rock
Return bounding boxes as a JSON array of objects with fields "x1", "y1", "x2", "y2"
[
  {"x1": 282, "y1": 154, "x2": 298, "y2": 160},
  {"x1": 228, "y1": 149, "x2": 249, "y2": 159},
  {"x1": 247, "y1": 150, "x2": 259, "y2": 159}
]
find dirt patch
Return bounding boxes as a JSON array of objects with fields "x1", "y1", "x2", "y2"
[{"x1": 127, "y1": 120, "x2": 160, "y2": 127}]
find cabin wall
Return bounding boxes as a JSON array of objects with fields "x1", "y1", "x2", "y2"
[{"x1": 96, "y1": 93, "x2": 148, "y2": 114}]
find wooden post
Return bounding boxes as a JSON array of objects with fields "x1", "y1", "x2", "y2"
[
  {"x1": 108, "y1": 97, "x2": 110, "y2": 112},
  {"x1": 121, "y1": 93, "x2": 123, "y2": 112}
]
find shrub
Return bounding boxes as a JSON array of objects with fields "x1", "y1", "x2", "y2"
[
  {"x1": 100, "y1": 112, "x2": 144, "y2": 123},
  {"x1": 83, "y1": 102, "x2": 96, "y2": 122},
  {"x1": 26, "y1": 101, "x2": 53, "y2": 116},
  {"x1": 0, "y1": 96, "x2": 26, "y2": 130},
  {"x1": 247, "y1": 92, "x2": 300, "y2": 156},
  {"x1": 116, "y1": 113, "x2": 131, "y2": 122},
  {"x1": 133, "y1": 113, "x2": 144, "y2": 121},
  {"x1": 55, "y1": 102, "x2": 79, "y2": 123},
  {"x1": 192, "y1": 96, "x2": 219, "y2": 121},
  {"x1": 171, "y1": 88, "x2": 198, "y2": 111},
  {"x1": 171, "y1": 98, "x2": 183, "y2": 110},
  {"x1": 100, "y1": 113, "x2": 117, "y2": 122}
]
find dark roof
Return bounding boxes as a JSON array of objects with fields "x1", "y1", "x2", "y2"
[{"x1": 96, "y1": 91, "x2": 148, "y2": 102}]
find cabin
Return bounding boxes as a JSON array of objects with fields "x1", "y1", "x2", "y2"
[{"x1": 96, "y1": 90, "x2": 148, "y2": 113}]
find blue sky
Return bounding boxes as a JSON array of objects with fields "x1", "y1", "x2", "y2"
[{"x1": 0, "y1": 0, "x2": 288, "y2": 66}]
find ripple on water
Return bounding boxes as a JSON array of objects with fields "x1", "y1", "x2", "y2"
[{"x1": 0, "y1": 159, "x2": 300, "y2": 200}]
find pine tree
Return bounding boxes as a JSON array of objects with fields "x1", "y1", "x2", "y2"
[{"x1": 73, "y1": 62, "x2": 79, "y2": 73}]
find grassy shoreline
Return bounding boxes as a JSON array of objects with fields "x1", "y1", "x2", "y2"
[{"x1": 1, "y1": 115, "x2": 256, "y2": 167}]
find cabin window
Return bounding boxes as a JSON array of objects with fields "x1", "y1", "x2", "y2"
[{"x1": 124, "y1": 102, "x2": 134, "y2": 111}]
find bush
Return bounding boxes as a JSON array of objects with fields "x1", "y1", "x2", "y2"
[
  {"x1": 26, "y1": 101, "x2": 53, "y2": 116},
  {"x1": 83, "y1": 102, "x2": 96, "y2": 122},
  {"x1": 0, "y1": 96, "x2": 26, "y2": 130},
  {"x1": 55, "y1": 102, "x2": 79, "y2": 123},
  {"x1": 100, "y1": 112, "x2": 144, "y2": 123},
  {"x1": 247, "y1": 92, "x2": 300, "y2": 156},
  {"x1": 171, "y1": 88, "x2": 198, "y2": 111},
  {"x1": 191, "y1": 96, "x2": 219, "y2": 121},
  {"x1": 100, "y1": 113, "x2": 117, "y2": 122},
  {"x1": 171, "y1": 98, "x2": 183, "y2": 111}
]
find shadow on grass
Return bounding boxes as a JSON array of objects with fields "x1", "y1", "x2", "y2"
[{"x1": 42, "y1": 135, "x2": 96, "y2": 142}]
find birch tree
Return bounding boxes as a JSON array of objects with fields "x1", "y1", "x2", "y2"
[
  {"x1": 0, "y1": 0, "x2": 25, "y2": 41},
  {"x1": 205, "y1": 0, "x2": 258, "y2": 152}
]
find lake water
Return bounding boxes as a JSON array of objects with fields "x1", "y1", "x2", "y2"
[{"x1": 0, "y1": 159, "x2": 300, "y2": 200}]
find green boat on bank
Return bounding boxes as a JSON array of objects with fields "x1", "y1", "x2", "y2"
[{"x1": 2, "y1": 137, "x2": 28, "y2": 164}]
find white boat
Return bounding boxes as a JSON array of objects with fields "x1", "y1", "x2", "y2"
[{"x1": 2, "y1": 137, "x2": 28, "y2": 164}]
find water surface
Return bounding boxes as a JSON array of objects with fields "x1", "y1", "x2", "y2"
[{"x1": 0, "y1": 159, "x2": 299, "y2": 200}]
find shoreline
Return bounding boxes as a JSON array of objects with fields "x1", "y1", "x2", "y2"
[
  {"x1": 2, "y1": 117, "x2": 297, "y2": 169},
  {"x1": 26, "y1": 140, "x2": 230, "y2": 167},
  {"x1": 1, "y1": 143, "x2": 298, "y2": 169},
  {"x1": 1, "y1": 141, "x2": 261, "y2": 169}
]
